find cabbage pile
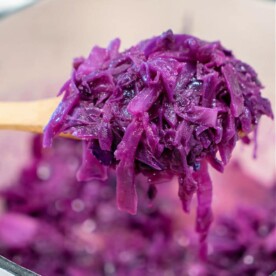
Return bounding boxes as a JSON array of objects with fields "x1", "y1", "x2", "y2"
[
  {"x1": 1, "y1": 137, "x2": 275, "y2": 275},
  {"x1": 205, "y1": 202, "x2": 276, "y2": 275},
  {"x1": 43, "y1": 30, "x2": 273, "y2": 251},
  {"x1": 0, "y1": 137, "x2": 195, "y2": 275}
]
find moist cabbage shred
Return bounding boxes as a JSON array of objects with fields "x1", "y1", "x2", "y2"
[{"x1": 43, "y1": 30, "x2": 273, "y2": 251}]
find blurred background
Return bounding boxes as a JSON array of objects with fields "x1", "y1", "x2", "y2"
[{"x1": 0, "y1": 0, "x2": 275, "y2": 275}]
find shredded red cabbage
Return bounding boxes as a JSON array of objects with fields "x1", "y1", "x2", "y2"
[
  {"x1": 0, "y1": 137, "x2": 195, "y2": 275},
  {"x1": 205, "y1": 201, "x2": 276, "y2": 275},
  {"x1": 43, "y1": 30, "x2": 273, "y2": 250},
  {"x1": 0, "y1": 137, "x2": 275, "y2": 275}
]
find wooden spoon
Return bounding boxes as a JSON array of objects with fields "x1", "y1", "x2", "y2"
[
  {"x1": 0, "y1": 97, "x2": 75, "y2": 139},
  {"x1": 0, "y1": 97, "x2": 248, "y2": 140}
]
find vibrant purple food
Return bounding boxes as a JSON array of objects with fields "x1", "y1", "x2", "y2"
[
  {"x1": 204, "y1": 202, "x2": 276, "y2": 276},
  {"x1": 0, "y1": 137, "x2": 194, "y2": 275},
  {"x1": 0, "y1": 137, "x2": 275, "y2": 275},
  {"x1": 43, "y1": 30, "x2": 273, "y2": 251}
]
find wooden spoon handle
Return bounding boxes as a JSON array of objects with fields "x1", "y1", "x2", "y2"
[
  {"x1": 0, "y1": 97, "x2": 60, "y2": 133},
  {"x1": 0, "y1": 97, "x2": 77, "y2": 139}
]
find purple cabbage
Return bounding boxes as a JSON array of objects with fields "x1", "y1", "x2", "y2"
[
  {"x1": 43, "y1": 30, "x2": 273, "y2": 250},
  {"x1": 0, "y1": 137, "x2": 275, "y2": 275},
  {"x1": 0, "y1": 137, "x2": 194, "y2": 275},
  {"x1": 204, "y1": 199, "x2": 276, "y2": 275}
]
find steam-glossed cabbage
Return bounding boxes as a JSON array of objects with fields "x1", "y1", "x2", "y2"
[{"x1": 43, "y1": 30, "x2": 273, "y2": 251}]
